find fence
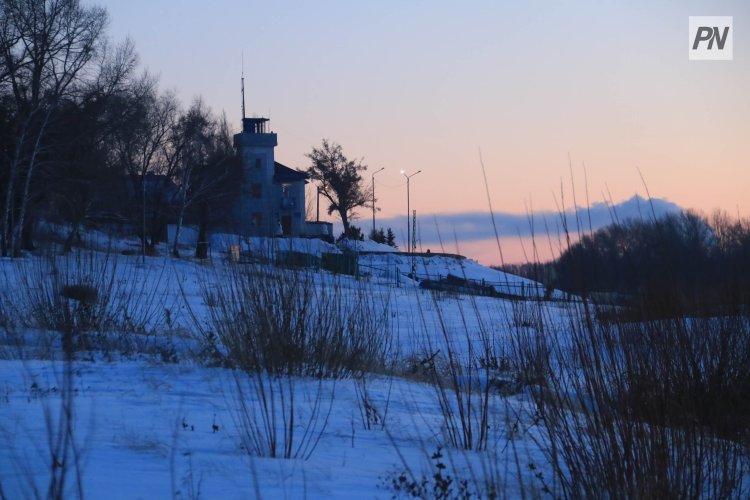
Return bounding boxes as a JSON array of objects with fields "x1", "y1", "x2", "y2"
[
  {"x1": 415, "y1": 272, "x2": 549, "y2": 300},
  {"x1": 225, "y1": 246, "x2": 566, "y2": 302},
  {"x1": 357, "y1": 262, "x2": 556, "y2": 301}
]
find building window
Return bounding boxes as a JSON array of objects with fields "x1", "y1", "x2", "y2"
[
  {"x1": 251, "y1": 183, "x2": 262, "y2": 198},
  {"x1": 255, "y1": 158, "x2": 262, "y2": 169},
  {"x1": 281, "y1": 185, "x2": 296, "y2": 209}
]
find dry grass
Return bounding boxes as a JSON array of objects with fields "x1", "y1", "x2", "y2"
[
  {"x1": 203, "y1": 262, "x2": 392, "y2": 378},
  {"x1": 512, "y1": 297, "x2": 750, "y2": 499}
]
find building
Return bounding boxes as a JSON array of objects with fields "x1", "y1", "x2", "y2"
[{"x1": 233, "y1": 117, "x2": 308, "y2": 236}]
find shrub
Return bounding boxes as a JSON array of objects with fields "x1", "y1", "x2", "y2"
[
  {"x1": 353, "y1": 373, "x2": 392, "y2": 431},
  {"x1": 59, "y1": 284, "x2": 99, "y2": 304},
  {"x1": 230, "y1": 370, "x2": 334, "y2": 460},
  {"x1": 205, "y1": 262, "x2": 391, "y2": 462},
  {"x1": 414, "y1": 284, "x2": 501, "y2": 451},
  {"x1": 205, "y1": 263, "x2": 392, "y2": 378},
  {"x1": 384, "y1": 446, "x2": 477, "y2": 499},
  {"x1": 13, "y1": 249, "x2": 172, "y2": 353},
  {"x1": 517, "y1": 299, "x2": 750, "y2": 499}
]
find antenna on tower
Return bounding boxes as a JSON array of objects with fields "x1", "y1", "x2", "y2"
[{"x1": 241, "y1": 52, "x2": 246, "y2": 120}]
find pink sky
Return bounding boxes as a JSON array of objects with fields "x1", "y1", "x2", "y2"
[{"x1": 92, "y1": 0, "x2": 749, "y2": 264}]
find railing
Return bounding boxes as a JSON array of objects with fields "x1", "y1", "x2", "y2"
[
  {"x1": 357, "y1": 263, "x2": 563, "y2": 300},
  {"x1": 358, "y1": 262, "x2": 402, "y2": 283},
  {"x1": 413, "y1": 271, "x2": 549, "y2": 299}
]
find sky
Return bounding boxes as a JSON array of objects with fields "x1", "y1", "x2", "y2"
[{"x1": 90, "y1": 0, "x2": 749, "y2": 264}]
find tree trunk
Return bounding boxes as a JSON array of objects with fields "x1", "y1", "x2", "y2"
[
  {"x1": 340, "y1": 210, "x2": 350, "y2": 238},
  {"x1": 13, "y1": 107, "x2": 53, "y2": 256},
  {"x1": 2, "y1": 119, "x2": 31, "y2": 257},
  {"x1": 141, "y1": 174, "x2": 147, "y2": 261},
  {"x1": 195, "y1": 201, "x2": 209, "y2": 259},
  {"x1": 149, "y1": 203, "x2": 164, "y2": 249},
  {"x1": 2, "y1": 161, "x2": 16, "y2": 256},
  {"x1": 172, "y1": 199, "x2": 187, "y2": 258},
  {"x1": 63, "y1": 221, "x2": 81, "y2": 253},
  {"x1": 21, "y1": 218, "x2": 35, "y2": 251}
]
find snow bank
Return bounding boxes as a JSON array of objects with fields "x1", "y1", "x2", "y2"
[{"x1": 338, "y1": 238, "x2": 398, "y2": 253}]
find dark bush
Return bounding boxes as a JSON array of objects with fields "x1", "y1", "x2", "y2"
[
  {"x1": 205, "y1": 264, "x2": 391, "y2": 378},
  {"x1": 516, "y1": 298, "x2": 750, "y2": 498},
  {"x1": 60, "y1": 284, "x2": 99, "y2": 304}
]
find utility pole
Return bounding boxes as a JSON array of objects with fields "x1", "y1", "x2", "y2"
[
  {"x1": 412, "y1": 210, "x2": 417, "y2": 254},
  {"x1": 316, "y1": 186, "x2": 320, "y2": 222},
  {"x1": 411, "y1": 209, "x2": 417, "y2": 274},
  {"x1": 371, "y1": 167, "x2": 384, "y2": 234},
  {"x1": 241, "y1": 53, "x2": 246, "y2": 120},
  {"x1": 400, "y1": 169, "x2": 421, "y2": 255}
]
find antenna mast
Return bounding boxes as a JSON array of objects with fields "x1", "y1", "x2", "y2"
[{"x1": 241, "y1": 52, "x2": 246, "y2": 119}]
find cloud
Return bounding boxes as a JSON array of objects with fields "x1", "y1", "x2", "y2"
[{"x1": 371, "y1": 195, "x2": 682, "y2": 244}]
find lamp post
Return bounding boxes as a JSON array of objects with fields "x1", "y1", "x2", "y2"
[
  {"x1": 400, "y1": 169, "x2": 421, "y2": 253},
  {"x1": 371, "y1": 167, "x2": 385, "y2": 234}
]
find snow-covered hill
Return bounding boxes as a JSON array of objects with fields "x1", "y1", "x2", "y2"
[{"x1": 0, "y1": 232, "x2": 567, "y2": 498}]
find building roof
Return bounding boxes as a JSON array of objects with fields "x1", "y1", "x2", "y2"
[
  {"x1": 273, "y1": 161, "x2": 309, "y2": 184},
  {"x1": 126, "y1": 174, "x2": 180, "y2": 203}
]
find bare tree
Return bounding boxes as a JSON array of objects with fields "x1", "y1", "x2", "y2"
[
  {"x1": 110, "y1": 77, "x2": 180, "y2": 257},
  {"x1": 46, "y1": 40, "x2": 138, "y2": 252},
  {"x1": 306, "y1": 139, "x2": 369, "y2": 237},
  {"x1": 0, "y1": 0, "x2": 108, "y2": 256},
  {"x1": 170, "y1": 100, "x2": 233, "y2": 257}
]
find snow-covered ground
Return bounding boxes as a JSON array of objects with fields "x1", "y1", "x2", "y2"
[{"x1": 0, "y1": 233, "x2": 568, "y2": 499}]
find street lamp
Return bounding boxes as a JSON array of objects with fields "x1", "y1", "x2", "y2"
[
  {"x1": 371, "y1": 167, "x2": 385, "y2": 234},
  {"x1": 400, "y1": 169, "x2": 421, "y2": 253}
]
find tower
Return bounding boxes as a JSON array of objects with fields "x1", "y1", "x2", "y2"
[
  {"x1": 234, "y1": 117, "x2": 279, "y2": 236},
  {"x1": 233, "y1": 66, "x2": 308, "y2": 238}
]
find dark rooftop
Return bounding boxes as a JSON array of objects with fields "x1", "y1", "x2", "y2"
[{"x1": 273, "y1": 161, "x2": 308, "y2": 184}]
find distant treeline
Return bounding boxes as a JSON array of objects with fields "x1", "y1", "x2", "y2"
[{"x1": 502, "y1": 210, "x2": 750, "y2": 314}]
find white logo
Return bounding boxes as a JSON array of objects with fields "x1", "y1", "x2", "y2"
[{"x1": 689, "y1": 16, "x2": 733, "y2": 60}]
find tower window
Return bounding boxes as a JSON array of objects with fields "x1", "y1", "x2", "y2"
[
  {"x1": 251, "y1": 183, "x2": 262, "y2": 198},
  {"x1": 255, "y1": 158, "x2": 262, "y2": 169}
]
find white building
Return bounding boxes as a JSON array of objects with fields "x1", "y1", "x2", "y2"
[{"x1": 232, "y1": 117, "x2": 307, "y2": 236}]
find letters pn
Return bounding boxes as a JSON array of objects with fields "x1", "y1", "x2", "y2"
[{"x1": 692, "y1": 26, "x2": 730, "y2": 50}]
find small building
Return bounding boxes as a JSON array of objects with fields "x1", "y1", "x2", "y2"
[{"x1": 233, "y1": 117, "x2": 308, "y2": 236}]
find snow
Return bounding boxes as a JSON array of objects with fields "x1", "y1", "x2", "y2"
[
  {"x1": 360, "y1": 251, "x2": 567, "y2": 300},
  {"x1": 0, "y1": 358, "x2": 548, "y2": 498},
  {"x1": 209, "y1": 233, "x2": 340, "y2": 258},
  {"x1": 337, "y1": 238, "x2": 396, "y2": 253},
  {"x1": 0, "y1": 234, "x2": 561, "y2": 498},
  {"x1": 168, "y1": 224, "x2": 199, "y2": 246}
]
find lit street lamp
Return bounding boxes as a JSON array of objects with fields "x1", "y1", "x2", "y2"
[
  {"x1": 371, "y1": 167, "x2": 385, "y2": 234},
  {"x1": 400, "y1": 169, "x2": 421, "y2": 253}
]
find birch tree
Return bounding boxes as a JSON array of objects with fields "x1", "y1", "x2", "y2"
[{"x1": 0, "y1": 0, "x2": 108, "y2": 255}]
